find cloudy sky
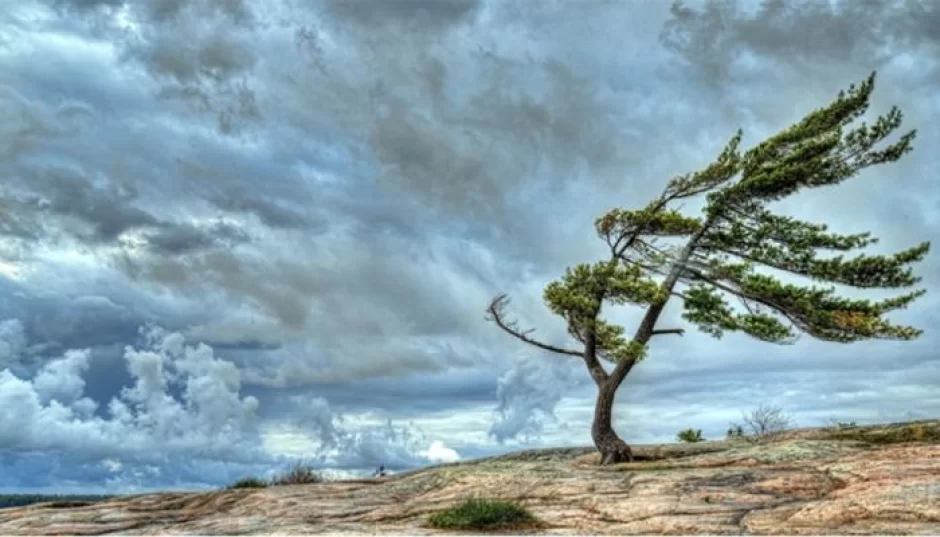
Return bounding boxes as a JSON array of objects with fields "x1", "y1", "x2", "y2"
[{"x1": 0, "y1": 0, "x2": 938, "y2": 495}]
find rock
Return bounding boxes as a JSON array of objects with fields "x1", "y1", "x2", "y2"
[{"x1": 1, "y1": 420, "x2": 938, "y2": 535}]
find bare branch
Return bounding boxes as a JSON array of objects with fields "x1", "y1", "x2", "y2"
[
  {"x1": 735, "y1": 404, "x2": 793, "y2": 443},
  {"x1": 651, "y1": 328, "x2": 685, "y2": 337},
  {"x1": 485, "y1": 294, "x2": 584, "y2": 358}
]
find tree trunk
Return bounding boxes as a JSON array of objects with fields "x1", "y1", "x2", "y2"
[
  {"x1": 590, "y1": 222, "x2": 715, "y2": 465},
  {"x1": 591, "y1": 381, "x2": 633, "y2": 465}
]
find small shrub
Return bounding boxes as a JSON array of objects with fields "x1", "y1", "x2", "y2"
[
  {"x1": 227, "y1": 477, "x2": 269, "y2": 489},
  {"x1": 737, "y1": 404, "x2": 792, "y2": 442},
  {"x1": 270, "y1": 461, "x2": 325, "y2": 486},
  {"x1": 726, "y1": 424, "x2": 745, "y2": 439},
  {"x1": 826, "y1": 419, "x2": 858, "y2": 430},
  {"x1": 427, "y1": 497, "x2": 541, "y2": 531},
  {"x1": 676, "y1": 428, "x2": 704, "y2": 443}
]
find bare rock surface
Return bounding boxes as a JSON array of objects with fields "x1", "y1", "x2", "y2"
[{"x1": 2, "y1": 420, "x2": 938, "y2": 535}]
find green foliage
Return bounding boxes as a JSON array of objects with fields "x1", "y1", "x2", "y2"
[
  {"x1": 426, "y1": 497, "x2": 541, "y2": 531},
  {"x1": 588, "y1": 72, "x2": 927, "y2": 355},
  {"x1": 726, "y1": 425, "x2": 745, "y2": 439},
  {"x1": 488, "y1": 70, "x2": 927, "y2": 408},
  {"x1": 596, "y1": 208, "x2": 703, "y2": 239},
  {"x1": 664, "y1": 129, "x2": 743, "y2": 199},
  {"x1": 543, "y1": 260, "x2": 659, "y2": 362},
  {"x1": 681, "y1": 73, "x2": 926, "y2": 345},
  {"x1": 227, "y1": 477, "x2": 269, "y2": 489},
  {"x1": 681, "y1": 283, "x2": 795, "y2": 342},
  {"x1": 270, "y1": 462, "x2": 324, "y2": 486},
  {"x1": 711, "y1": 73, "x2": 914, "y2": 208},
  {"x1": 676, "y1": 428, "x2": 704, "y2": 443}
]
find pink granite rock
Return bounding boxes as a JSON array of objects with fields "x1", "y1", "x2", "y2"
[{"x1": 1, "y1": 420, "x2": 937, "y2": 535}]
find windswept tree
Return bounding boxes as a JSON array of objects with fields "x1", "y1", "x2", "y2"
[{"x1": 485, "y1": 72, "x2": 929, "y2": 465}]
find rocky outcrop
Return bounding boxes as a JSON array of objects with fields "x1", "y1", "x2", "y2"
[{"x1": 1, "y1": 420, "x2": 938, "y2": 535}]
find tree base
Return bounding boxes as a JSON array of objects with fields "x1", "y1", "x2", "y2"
[{"x1": 598, "y1": 438, "x2": 634, "y2": 465}]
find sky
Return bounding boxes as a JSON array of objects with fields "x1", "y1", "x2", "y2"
[{"x1": 0, "y1": 0, "x2": 938, "y2": 495}]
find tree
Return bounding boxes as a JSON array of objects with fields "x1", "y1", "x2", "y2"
[
  {"x1": 731, "y1": 404, "x2": 792, "y2": 442},
  {"x1": 485, "y1": 72, "x2": 928, "y2": 465},
  {"x1": 676, "y1": 428, "x2": 704, "y2": 443}
]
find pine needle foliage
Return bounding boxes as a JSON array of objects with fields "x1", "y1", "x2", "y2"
[{"x1": 487, "y1": 72, "x2": 928, "y2": 375}]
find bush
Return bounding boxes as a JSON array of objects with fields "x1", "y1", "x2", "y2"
[
  {"x1": 270, "y1": 461, "x2": 325, "y2": 486},
  {"x1": 227, "y1": 477, "x2": 269, "y2": 489},
  {"x1": 826, "y1": 419, "x2": 858, "y2": 430},
  {"x1": 730, "y1": 404, "x2": 792, "y2": 442},
  {"x1": 676, "y1": 428, "x2": 704, "y2": 443},
  {"x1": 427, "y1": 497, "x2": 541, "y2": 531}
]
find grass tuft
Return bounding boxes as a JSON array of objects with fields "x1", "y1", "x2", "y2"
[
  {"x1": 226, "y1": 477, "x2": 269, "y2": 489},
  {"x1": 677, "y1": 428, "x2": 705, "y2": 443},
  {"x1": 269, "y1": 461, "x2": 325, "y2": 486},
  {"x1": 224, "y1": 460, "x2": 325, "y2": 490},
  {"x1": 427, "y1": 496, "x2": 542, "y2": 531}
]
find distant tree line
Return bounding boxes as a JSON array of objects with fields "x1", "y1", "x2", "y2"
[{"x1": 0, "y1": 494, "x2": 114, "y2": 509}]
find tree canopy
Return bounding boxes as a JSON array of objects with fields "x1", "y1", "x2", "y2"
[{"x1": 488, "y1": 72, "x2": 928, "y2": 378}]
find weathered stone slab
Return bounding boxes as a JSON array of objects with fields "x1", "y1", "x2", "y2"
[{"x1": 1, "y1": 420, "x2": 938, "y2": 535}]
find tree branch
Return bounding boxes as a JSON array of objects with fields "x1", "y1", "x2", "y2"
[
  {"x1": 683, "y1": 267, "x2": 803, "y2": 340},
  {"x1": 581, "y1": 329, "x2": 610, "y2": 386},
  {"x1": 607, "y1": 223, "x2": 714, "y2": 389},
  {"x1": 486, "y1": 294, "x2": 610, "y2": 386},
  {"x1": 651, "y1": 328, "x2": 686, "y2": 337},
  {"x1": 485, "y1": 294, "x2": 585, "y2": 357}
]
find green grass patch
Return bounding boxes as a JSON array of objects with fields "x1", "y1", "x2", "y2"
[
  {"x1": 823, "y1": 423, "x2": 940, "y2": 444},
  {"x1": 427, "y1": 497, "x2": 543, "y2": 531}
]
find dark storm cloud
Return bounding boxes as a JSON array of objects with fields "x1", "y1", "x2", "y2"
[
  {"x1": 208, "y1": 191, "x2": 315, "y2": 230},
  {"x1": 0, "y1": 195, "x2": 46, "y2": 243},
  {"x1": 48, "y1": 0, "x2": 124, "y2": 11},
  {"x1": 145, "y1": 220, "x2": 250, "y2": 254},
  {"x1": 4, "y1": 161, "x2": 251, "y2": 255},
  {"x1": 661, "y1": 0, "x2": 940, "y2": 84},
  {"x1": 135, "y1": 30, "x2": 257, "y2": 84},
  {"x1": 0, "y1": 85, "x2": 95, "y2": 160},
  {"x1": 42, "y1": 0, "x2": 262, "y2": 134},
  {"x1": 21, "y1": 165, "x2": 158, "y2": 243},
  {"x1": 358, "y1": 57, "x2": 622, "y2": 217},
  {"x1": 248, "y1": 367, "x2": 500, "y2": 421},
  {"x1": 2, "y1": 0, "x2": 939, "y2": 494},
  {"x1": 48, "y1": 0, "x2": 254, "y2": 23},
  {"x1": 324, "y1": 0, "x2": 482, "y2": 28},
  {"x1": 259, "y1": 9, "x2": 645, "y2": 239}
]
